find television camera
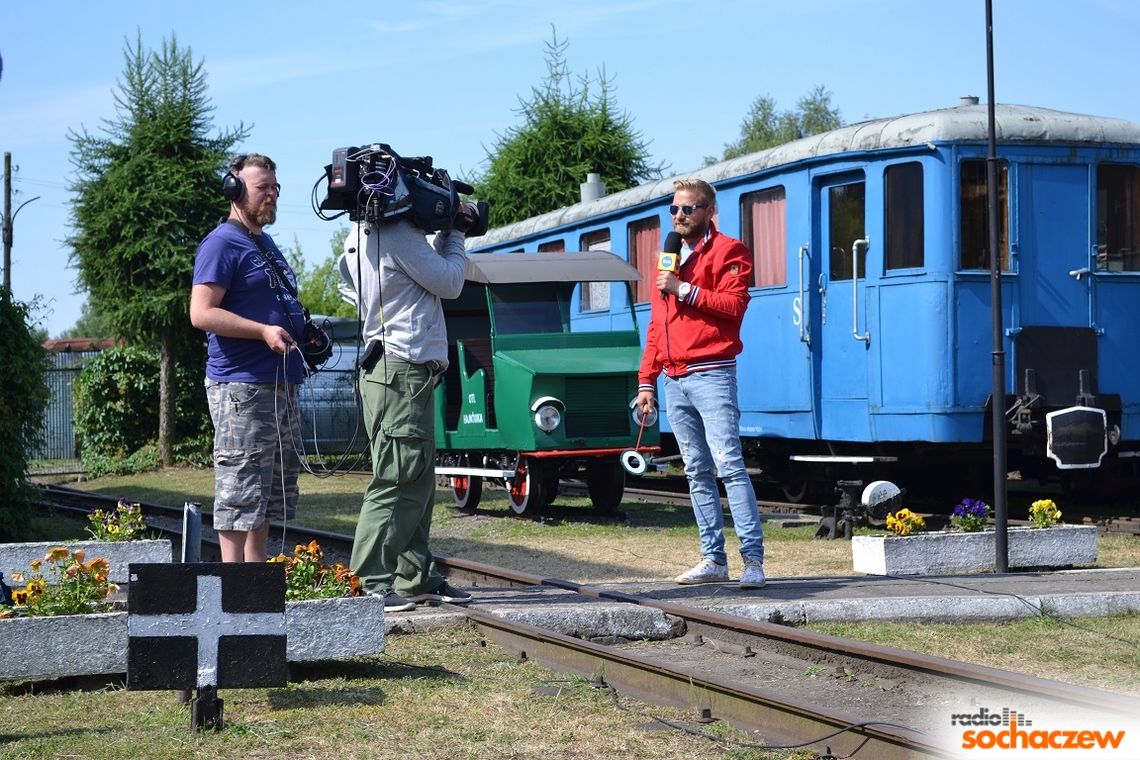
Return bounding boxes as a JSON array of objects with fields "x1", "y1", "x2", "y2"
[{"x1": 313, "y1": 143, "x2": 488, "y2": 236}]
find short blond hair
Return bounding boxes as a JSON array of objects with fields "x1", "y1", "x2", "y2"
[{"x1": 673, "y1": 178, "x2": 716, "y2": 207}]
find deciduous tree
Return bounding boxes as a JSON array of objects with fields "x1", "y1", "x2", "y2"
[
  {"x1": 286, "y1": 228, "x2": 356, "y2": 319},
  {"x1": 0, "y1": 290, "x2": 49, "y2": 541}
]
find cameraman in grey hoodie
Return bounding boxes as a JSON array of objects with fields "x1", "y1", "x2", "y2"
[{"x1": 338, "y1": 212, "x2": 470, "y2": 613}]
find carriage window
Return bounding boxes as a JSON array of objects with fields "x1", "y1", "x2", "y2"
[
  {"x1": 579, "y1": 230, "x2": 611, "y2": 311},
  {"x1": 741, "y1": 186, "x2": 786, "y2": 287},
  {"x1": 628, "y1": 217, "x2": 660, "y2": 303},
  {"x1": 885, "y1": 162, "x2": 924, "y2": 269},
  {"x1": 828, "y1": 182, "x2": 866, "y2": 281},
  {"x1": 960, "y1": 159, "x2": 1009, "y2": 270},
  {"x1": 1096, "y1": 164, "x2": 1140, "y2": 271},
  {"x1": 538, "y1": 239, "x2": 565, "y2": 253}
]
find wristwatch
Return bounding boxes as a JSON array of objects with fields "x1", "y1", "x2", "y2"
[{"x1": 678, "y1": 281, "x2": 692, "y2": 301}]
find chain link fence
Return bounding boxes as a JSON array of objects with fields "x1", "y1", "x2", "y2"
[{"x1": 29, "y1": 346, "x2": 366, "y2": 474}]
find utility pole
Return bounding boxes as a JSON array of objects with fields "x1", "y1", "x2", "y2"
[
  {"x1": 2, "y1": 152, "x2": 41, "y2": 292},
  {"x1": 3, "y1": 151, "x2": 11, "y2": 291},
  {"x1": 984, "y1": 0, "x2": 1009, "y2": 572}
]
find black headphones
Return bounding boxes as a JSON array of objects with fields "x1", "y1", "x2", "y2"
[{"x1": 221, "y1": 154, "x2": 249, "y2": 202}]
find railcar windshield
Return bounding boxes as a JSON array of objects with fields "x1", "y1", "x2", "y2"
[{"x1": 489, "y1": 282, "x2": 637, "y2": 335}]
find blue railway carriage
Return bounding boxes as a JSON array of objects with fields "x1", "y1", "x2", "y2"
[{"x1": 469, "y1": 101, "x2": 1140, "y2": 501}]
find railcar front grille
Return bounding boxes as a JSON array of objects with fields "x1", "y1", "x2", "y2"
[{"x1": 563, "y1": 376, "x2": 631, "y2": 438}]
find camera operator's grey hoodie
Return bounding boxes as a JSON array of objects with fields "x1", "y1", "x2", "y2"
[{"x1": 337, "y1": 217, "x2": 467, "y2": 369}]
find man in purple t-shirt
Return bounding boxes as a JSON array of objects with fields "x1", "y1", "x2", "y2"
[{"x1": 190, "y1": 153, "x2": 304, "y2": 563}]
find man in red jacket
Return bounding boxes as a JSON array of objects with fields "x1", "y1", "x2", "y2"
[{"x1": 636, "y1": 178, "x2": 766, "y2": 589}]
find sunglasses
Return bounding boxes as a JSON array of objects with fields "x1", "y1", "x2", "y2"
[{"x1": 668, "y1": 203, "x2": 708, "y2": 216}]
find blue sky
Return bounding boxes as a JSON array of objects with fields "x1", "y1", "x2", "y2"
[{"x1": 3, "y1": 0, "x2": 1139, "y2": 338}]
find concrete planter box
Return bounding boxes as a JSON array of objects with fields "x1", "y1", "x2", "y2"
[
  {"x1": 0, "y1": 540, "x2": 172, "y2": 585},
  {"x1": 283, "y1": 595, "x2": 386, "y2": 662},
  {"x1": 852, "y1": 525, "x2": 1098, "y2": 575},
  {"x1": 0, "y1": 594, "x2": 384, "y2": 682}
]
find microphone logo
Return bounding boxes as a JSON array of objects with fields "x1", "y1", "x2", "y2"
[{"x1": 658, "y1": 231, "x2": 683, "y2": 299}]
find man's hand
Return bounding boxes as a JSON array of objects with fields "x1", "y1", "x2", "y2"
[
  {"x1": 655, "y1": 270, "x2": 681, "y2": 295},
  {"x1": 636, "y1": 389, "x2": 656, "y2": 417},
  {"x1": 263, "y1": 324, "x2": 296, "y2": 355}
]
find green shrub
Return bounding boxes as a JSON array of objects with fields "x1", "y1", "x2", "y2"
[
  {"x1": 73, "y1": 345, "x2": 211, "y2": 475},
  {"x1": 0, "y1": 291, "x2": 51, "y2": 541}
]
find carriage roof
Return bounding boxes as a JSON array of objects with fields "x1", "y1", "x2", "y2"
[
  {"x1": 473, "y1": 103, "x2": 1140, "y2": 248},
  {"x1": 464, "y1": 250, "x2": 642, "y2": 284}
]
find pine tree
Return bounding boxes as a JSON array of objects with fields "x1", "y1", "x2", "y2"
[
  {"x1": 473, "y1": 29, "x2": 664, "y2": 228},
  {"x1": 68, "y1": 33, "x2": 247, "y2": 464}
]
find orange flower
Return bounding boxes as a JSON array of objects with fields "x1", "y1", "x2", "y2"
[
  {"x1": 88, "y1": 558, "x2": 111, "y2": 583},
  {"x1": 45, "y1": 547, "x2": 69, "y2": 562}
]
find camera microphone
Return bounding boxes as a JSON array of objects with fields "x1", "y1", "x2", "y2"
[{"x1": 657, "y1": 231, "x2": 683, "y2": 299}]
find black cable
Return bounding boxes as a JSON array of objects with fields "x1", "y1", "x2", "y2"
[{"x1": 886, "y1": 572, "x2": 1140, "y2": 647}]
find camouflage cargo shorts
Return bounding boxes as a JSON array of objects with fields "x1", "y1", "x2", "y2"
[{"x1": 205, "y1": 379, "x2": 300, "y2": 532}]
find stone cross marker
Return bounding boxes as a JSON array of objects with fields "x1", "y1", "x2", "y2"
[{"x1": 127, "y1": 563, "x2": 287, "y2": 691}]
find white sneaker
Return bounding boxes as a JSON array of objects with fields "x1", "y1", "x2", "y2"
[
  {"x1": 739, "y1": 560, "x2": 766, "y2": 590},
  {"x1": 674, "y1": 558, "x2": 729, "y2": 585}
]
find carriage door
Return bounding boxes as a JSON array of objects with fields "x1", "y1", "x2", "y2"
[
  {"x1": 1013, "y1": 163, "x2": 1095, "y2": 408},
  {"x1": 817, "y1": 175, "x2": 871, "y2": 440},
  {"x1": 1016, "y1": 163, "x2": 1091, "y2": 328}
]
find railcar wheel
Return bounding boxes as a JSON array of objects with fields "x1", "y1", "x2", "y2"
[
  {"x1": 507, "y1": 458, "x2": 545, "y2": 515},
  {"x1": 781, "y1": 479, "x2": 809, "y2": 504},
  {"x1": 451, "y1": 474, "x2": 482, "y2": 512},
  {"x1": 585, "y1": 460, "x2": 626, "y2": 513}
]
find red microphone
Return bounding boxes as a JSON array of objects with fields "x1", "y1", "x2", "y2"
[{"x1": 657, "y1": 231, "x2": 683, "y2": 300}]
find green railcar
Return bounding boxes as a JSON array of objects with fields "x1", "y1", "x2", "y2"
[{"x1": 434, "y1": 251, "x2": 659, "y2": 514}]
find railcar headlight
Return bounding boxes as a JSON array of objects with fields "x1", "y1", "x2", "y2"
[
  {"x1": 630, "y1": 396, "x2": 658, "y2": 427},
  {"x1": 531, "y1": 396, "x2": 564, "y2": 433}
]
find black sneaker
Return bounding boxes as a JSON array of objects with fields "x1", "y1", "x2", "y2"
[
  {"x1": 368, "y1": 589, "x2": 417, "y2": 613},
  {"x1": 407, "y1": 581, "x2": 473, "y2": 605}
]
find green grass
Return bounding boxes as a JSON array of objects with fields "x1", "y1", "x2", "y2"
[
  {"x1": 809, "y1": 613, "x2": 1140, "y2": 697},
  {"x1": 0, "y1": 626, "x2": 814, "y2": 760}
]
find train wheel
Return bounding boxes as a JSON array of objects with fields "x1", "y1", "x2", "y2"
[
  {"x1": 507, "y1": 458, "x2": 545, "y2": 515},
  {"x1": 542, "y1": 476, "x2": 560, "y2": 508},
  {"x1": 451, "y1": 474, "x2": 482, "y2": 512},
  {"x1": 586, "y1": 460, "x2": 626, "y2": 513},
  {"x1": 781, "y1": 479, "x2": 809, "y2": 504}
]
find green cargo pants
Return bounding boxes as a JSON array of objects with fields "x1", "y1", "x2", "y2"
[{"x1": 350, "y1": 356, "x2": 444, "y2": 597}]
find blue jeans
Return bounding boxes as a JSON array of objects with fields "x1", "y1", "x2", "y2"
[{"x1": 663, "y1": 368, "x2": 764, "y2": 566}]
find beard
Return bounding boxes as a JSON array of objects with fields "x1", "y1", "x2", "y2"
[
  {"x1": 673, "y1": 218, "x2": 706, "y2": 239},
  {"x1": 244, "y1": 197, "x2": 277, "y2": 227}
]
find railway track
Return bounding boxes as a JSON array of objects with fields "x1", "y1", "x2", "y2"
[{"x1": 31, "y1": 484, "x2": 1140, "y2": 759}]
